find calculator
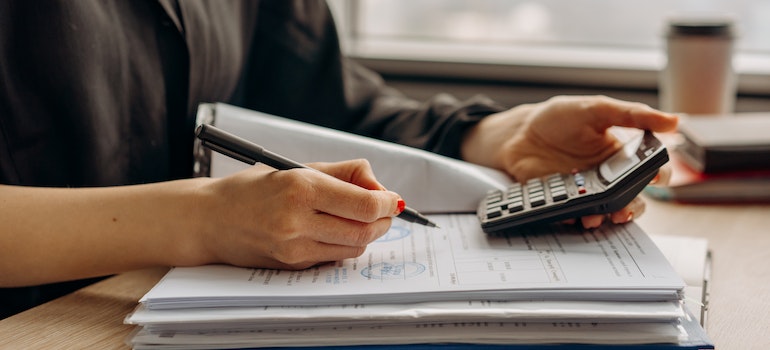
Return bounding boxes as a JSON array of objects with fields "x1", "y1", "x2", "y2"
[{"x1": 478, "y1": 131, "x2": 668, "y2": 233}]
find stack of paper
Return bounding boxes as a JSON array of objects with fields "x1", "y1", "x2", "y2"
[
  {"x1": 125, "y1": 215, "x2": 713, "y2": 349},
  {"x1": 128, "y1": 104, "x2": 713, "y2": 349}
]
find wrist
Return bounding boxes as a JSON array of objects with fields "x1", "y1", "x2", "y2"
[
  {"x1": 460, "y1": 108, "x2": 527, "y2": 170},
  {"x1": 155, "y1": 177, "x2": 221, "y2": 267}
]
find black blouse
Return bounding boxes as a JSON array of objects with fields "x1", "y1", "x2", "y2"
[{"x1": 0, "y1": 0, "x2": 505, "y2": 318}]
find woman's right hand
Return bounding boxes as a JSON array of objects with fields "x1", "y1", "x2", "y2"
[{"x1": 193, "y1": 159, "x2": 403, "y2": 270}]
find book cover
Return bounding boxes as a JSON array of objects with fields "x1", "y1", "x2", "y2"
[{"x1": 676, "y1": 114, "x2": 770, "y2": 174}]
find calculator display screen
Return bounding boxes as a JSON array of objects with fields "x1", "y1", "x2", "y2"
[{"x1": 598, "y1": 135, "x2": 644, "y2": 185}]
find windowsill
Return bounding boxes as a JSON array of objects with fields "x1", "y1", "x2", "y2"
[{"x1": 347, "y1": 38, "x2": 770, "y2": 95}]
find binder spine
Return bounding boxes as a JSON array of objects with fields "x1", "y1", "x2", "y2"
[{"x1": 193, "y1": 103, "x2": 217, "y2": 178}]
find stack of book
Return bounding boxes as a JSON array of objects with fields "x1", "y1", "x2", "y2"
[
  {"x1": 645, "y1": 114, "x2": 770, "y2": 203},
  {"x1": 125, "y1": 215, "x2": 712, "y2": 350},
  {"x1": 124, "y1": 104, "x2": 713, "y2": 349}
]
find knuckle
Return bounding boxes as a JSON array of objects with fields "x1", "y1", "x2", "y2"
[
  {"x1": 277, "y1": 171, "x2": 316, "y2": 208},
  {"x1": 271, "y1": 245, "x2": 308, "y2": 266},
  {"x1": 353, "y1": 191, "x2": 382, "y2": 223},
  {"x1": 337, "y1": 158, "x2": 371, "y2": 170},
  {"x1": 546, "y1": 95, "x2": 568, "y2": 104},
  {"x1": 582, "y1": 94, "x2": 608, "y2": 107},
  {"x1": 351, "y1": 158, "x2": 372, "y2": 169},
  {"x1": 351, "y1": 223, "x2": 383, "y2": 246},
  {"x1": 271, "y1": 214, "x2": 302, "y2": 238},
  {"x1": 266, "y1": 222, "x2": 306, "y2": 263}
]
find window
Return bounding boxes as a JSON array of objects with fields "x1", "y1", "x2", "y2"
[{"x1": 330, "y1": 0, "x2": 770, "y2": 94}]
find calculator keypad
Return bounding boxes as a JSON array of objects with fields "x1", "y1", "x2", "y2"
[{"x1": 483, "y1": 172, "x2": 588, "y2": 221}]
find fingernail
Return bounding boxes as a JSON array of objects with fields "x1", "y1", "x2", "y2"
[
  {"x1": 395, "y1": 199, "x2": 406, "y2": 215},
  {"x1": 626, "y1": 212, "x2": 634, "y2": 222},
  {"x1": 650, "y1": 174, "x2": 661, "y2": 184}
]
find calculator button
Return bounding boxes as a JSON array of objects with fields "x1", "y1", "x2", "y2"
[
  {"x1": 573, "y1": 173, "x2": 586, "y2": 187},
  {"x1": 549, "y1": 184, "x2": 566, "y2": 192},
  {"x1": 528, "y1": 189, "x2": 544, "y2": 197},
  {"x1": 486, "y1": 203, "x2": 501, "y2": 212},
  {"x1": 551, "y1": 191, "x2": 568, "y2": 201},
  {"x1": 486, "y1": 209, "x2": 502, "y2": 219},
  {"x1": 547, "y1": 174, "x2": 563, "y2": 184},
  {"x1": 529, "y1": 196, "x2": 546, "y2": 207},
  {"x1": 508, "y1": 202, "x2": 524, "y2": 213},
  {"x1": 486, "y1": 193, "x2": 503, "y2": 203}
]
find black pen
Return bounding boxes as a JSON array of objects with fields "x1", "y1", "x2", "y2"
[{"x1": 195, "y1": 124, "x2": 439, "y2": 228}]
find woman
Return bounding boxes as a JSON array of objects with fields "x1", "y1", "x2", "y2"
[{"x1": 0, "y1": 0, "x2": 677, "y2": 317}]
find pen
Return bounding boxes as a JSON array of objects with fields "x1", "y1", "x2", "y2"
[{"x1": 195, "y1": 124, "x2": 439, "y2": 228}]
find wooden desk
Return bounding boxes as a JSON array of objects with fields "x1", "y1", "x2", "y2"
[
  {"x1": 1, "y1": 199, "x2": 768, "y2": 349},
  {"x1": 636, "y1": 199, "x2": 770, "y2": 350}
]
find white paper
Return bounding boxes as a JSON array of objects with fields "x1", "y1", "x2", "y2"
[
  {"x1": 650, "y1": 234, "x2": 710, "y2": 324},
  {"x1": 203, "y1": 103, "x2": 511, "y2": 213},
  {"x1": 140, "y1": 215, "x2": 685, "y2": 309},
  {"x1": 126, "y1": 299, "x2": 684, "y2": 332},
  {"x1": 129, "y1": 320, "x2": 687, "y2": 350}
]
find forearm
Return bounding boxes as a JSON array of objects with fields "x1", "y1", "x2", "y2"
[{"x1": 0, "y1": 179, "x2": 216, "y2": 287}]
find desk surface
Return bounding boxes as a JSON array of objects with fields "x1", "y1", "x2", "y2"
[{"x1": 1, "y1": 198, "x2": 768, "y2": 349}]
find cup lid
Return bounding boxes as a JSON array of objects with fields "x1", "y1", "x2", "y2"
[{"x1": 667, "y1": 17, "x2": 735, "y2": 37}]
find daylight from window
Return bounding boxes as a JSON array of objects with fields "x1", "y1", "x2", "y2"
[{"x1": 356, "y1": 0, "x2": 770, "y2": 53}]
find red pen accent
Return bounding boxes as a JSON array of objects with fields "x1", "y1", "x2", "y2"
[{"x1": 396, "y1": 199, "x2": 406, "y2": 215}]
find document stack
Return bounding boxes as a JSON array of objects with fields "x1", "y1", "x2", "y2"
[
  {"x1": 125, "y1": 215, "x2": 713, "y2": 349},
  {"x1": 124, "y1": 104, "x2": 713, "y2": 349},
  {"x1": 645, "y1": 114, "x2": 770, "y2": 203}
]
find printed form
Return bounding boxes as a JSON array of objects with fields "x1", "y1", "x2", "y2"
[{"x1": 141, "y1": 215, "x2": 684, "y2": 309}]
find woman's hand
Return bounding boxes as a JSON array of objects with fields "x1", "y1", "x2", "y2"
[
  {"x1": 195, "y1": 159, "x2": 403, "y2": 270},
  {"x1": 461, "y1": 95, "x2": 678, "y2": 228}
]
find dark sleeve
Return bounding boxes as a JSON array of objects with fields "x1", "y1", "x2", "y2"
[{"x1": 231, "y1": 0, "x2": 507, "y2": 159}]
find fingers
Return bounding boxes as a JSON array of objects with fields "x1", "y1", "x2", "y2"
[
  {"x1": 587, "y1": 96, "x2": 679, "y2": 133},
  {"x1": 260, "y1": 240, "x2": 372, "y2": 271},
  {"x1": 306, "y1": 214, "x2": 394, "y2": 247},
  {"x1": 278, "y1": 159, "x2": 402, "y2": 223},
  {"x1": 302, "y1": 169, "x2": 403, "y2": 222},
  {"x1": 649, "y1": 164, "x2": 673, "y2": 186},
  {"x1": 208, "y1": 160, "x2": 404, "y2": 270},
  {"x1": 580, "y1": 196, "x2": 647, "y2": 229},
  {"x1": 311, "y1": 159, "x2": 386, "y2": 191},
  {"x1": 580, "y1": 214, "x2": 605, "y2": 229},
  {"x1": 258, "y1": 213, "x2": 395, "y2": 270}
]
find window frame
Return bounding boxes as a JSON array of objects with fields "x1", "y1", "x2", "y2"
[{"x1": 329, "y1": 0, "x2": 770, "y2": 95}]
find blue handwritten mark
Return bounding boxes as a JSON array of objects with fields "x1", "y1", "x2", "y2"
[
  {"x1": 375, "y1": 225, "x2": 411, "y2": 243},
  {"x1": 361, "y1": 262, "x2": 425, "y2": 280}
]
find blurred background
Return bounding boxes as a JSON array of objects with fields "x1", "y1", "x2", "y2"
[{"x1": 329, "y1": 0, "x2": 770, "y2": 111}]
